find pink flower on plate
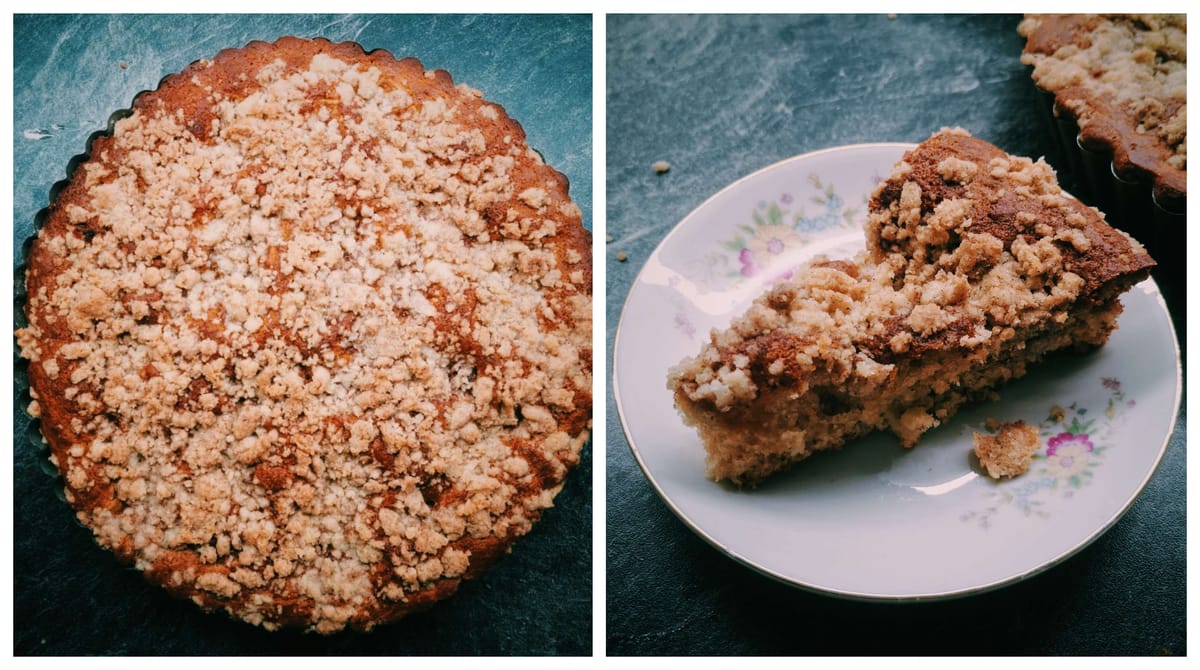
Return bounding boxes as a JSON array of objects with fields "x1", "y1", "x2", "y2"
[
  {"x1": 673, "y1": 312, "x2": 696, "y2": 338},
  {"x1": 1046, "y1": 432, "x2": 1094, "y2": 456},
  {"x1": 737, "y1": 225, "x2": 804, "y2": 278},
  {"x1": 1044, "y1": 432, "x2": 1094, "y2": 479},
  {"x1": 738, "y1": 248, "x2": 758, "y2": 277}
]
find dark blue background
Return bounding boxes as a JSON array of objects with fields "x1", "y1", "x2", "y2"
[
  {"x1": 13, "y1": 13, "x2": 591, "y2": 655},
  {"x1": 606, "y1": 14, "x2": 1185, "y2": 656}
]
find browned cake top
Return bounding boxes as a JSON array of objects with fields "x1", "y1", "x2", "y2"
[
  {"x1": 16, "y1": 37, "x2": 591, "y2": 633},
  {"x1": 1018, "y1": 14, "x2": 1186, "y2": 204},
  {"x1": 868, "y1": 129, "x2": 1156, "y2": 303},
  {"x1": 670, "y1": 129, "x2": 1152, "y2": 412}
]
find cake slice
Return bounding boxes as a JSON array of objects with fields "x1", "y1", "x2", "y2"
[{"x1": 668, "y1": 129, "x2": 1153, "y2": 486}]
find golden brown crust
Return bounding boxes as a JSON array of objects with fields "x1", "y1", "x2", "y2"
[
  {"x1": 17, "y1": 37, "x2": 591, "y2": 633},
  {"x1": 1018, "y1": 14, "x2": 1186, "y2": 206}
]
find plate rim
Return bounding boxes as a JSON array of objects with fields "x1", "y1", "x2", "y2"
[{"x1": 610, "y1": 142, "x2": 1183, "y2": 602}]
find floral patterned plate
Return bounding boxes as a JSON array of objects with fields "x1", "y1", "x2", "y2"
[{"x1": 611, "y1": 143, "x2": 1181, "y2": 600}]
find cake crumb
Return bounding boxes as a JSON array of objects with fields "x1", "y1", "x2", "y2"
[
  {"x1": 652, "y1": 160, "x2": 671, "y2": 174},
  {"x1": 119, "y1": 60, "x2": 127, "y2": 69},
  {"x1": 937, "y1": 156, "x2": 979, "y2": 184},
  {"x1": 617, "y1": 251, "x2": 628, "y2": 262},
  {"x1": 973, "y1": 420, "x2": 1040, "y2": 479},
  {"x1": 605, "y1": 234, "x2": 614, "y2": 243}
]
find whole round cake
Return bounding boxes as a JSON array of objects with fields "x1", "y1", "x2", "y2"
[{"x1": 16, "y1": 37, "x2": 592, "y2": 633}]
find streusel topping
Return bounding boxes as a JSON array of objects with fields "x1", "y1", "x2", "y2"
[
  {"x1": 18, "y1": 38, "x2": 591, "y2": 632},
  {"x1": 673, "y1": 128, "x2": 1150, "y2": 414},
  {"x1": 1019, "y1": 14, "x2": 1186, "y2": 198}
]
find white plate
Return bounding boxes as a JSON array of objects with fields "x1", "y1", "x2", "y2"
[{"x1": 612, "y1": 143, "x2": 1181, "y2": 601}]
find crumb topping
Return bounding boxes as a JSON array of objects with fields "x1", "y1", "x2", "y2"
[
  {"x1": 1019, "y1": 14, "x2": 1186, "y2": 195},
  {"x1": 18, "y1": 39, "x2": 590, "y2": 633},
  {"x1": 670, "y1": 128, "x2": 1151, "y2": 413}
]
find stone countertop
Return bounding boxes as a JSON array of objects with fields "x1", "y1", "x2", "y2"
[
  {"x1": 605, "y1": 14, "x2": 1185, "y2": 656},
  {"x1": 13, "y1": 13, "x2": 591, "y2": 655}
]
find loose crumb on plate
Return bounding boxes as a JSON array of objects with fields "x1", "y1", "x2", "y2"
[{"x1": 974, "y1": 420, "x2": 1041, "y2": 479}]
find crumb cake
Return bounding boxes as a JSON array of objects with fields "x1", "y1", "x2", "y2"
[
  {"x1": 1018, "y1": 14, "x2": 1186, "y2": 207},
  {"x1": 668, "y1": 128, "x2": 1152, "y2": 486},
  {"x1": 973, "y1": 421, "x2": 1041, "y2": 479},
  {"x1": 16, "y1": 37, "x2": 591, "y2": 632}
]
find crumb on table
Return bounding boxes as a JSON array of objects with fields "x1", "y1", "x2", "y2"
[
  {"x1": 652, "y1": 160, "x2": 670, "y2": 174},
  {"x1": 617, "y1": 251, "x2": 628, "y2": 262}
]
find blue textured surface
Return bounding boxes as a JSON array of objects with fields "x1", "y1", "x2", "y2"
[
  {"x1": 13, "y1": 14, "x2": 591, "y2": 655},
  {"x1": 606, "y1": 14, "x2": 1185, "y2": 656}
]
